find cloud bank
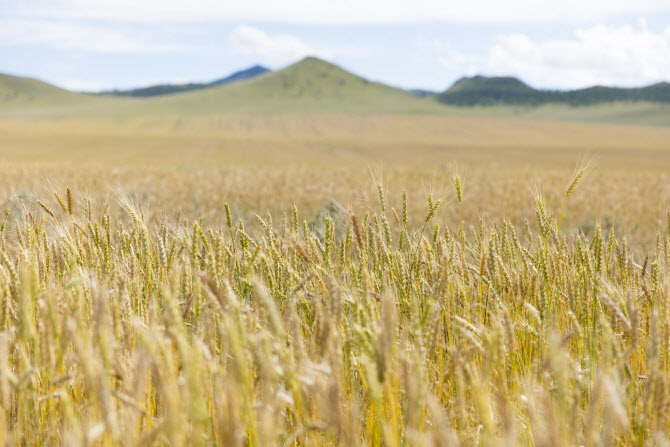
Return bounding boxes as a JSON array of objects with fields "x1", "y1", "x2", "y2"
[
  {"x1": 489, "y1": 22, "x2": 670, "y2": 88},
  {"x1": 430, "y1": 23, "x2": 670, "y2": 89},
  {"x1": 7, "y1": 0, "x2": 670, "y2": 24},
  {"x1": 0, "y1": 18, "x2": 188, "y2": 53}
]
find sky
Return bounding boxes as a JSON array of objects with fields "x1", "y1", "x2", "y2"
[{"x1": 1, "y1": 0, "x2": 670, "y2": 92}]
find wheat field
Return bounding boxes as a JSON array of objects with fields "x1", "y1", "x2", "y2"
[
  {"x1": 0, "y1": 156, "x2": 666, "y2": 445},
  {"x1": 0, "y1": 108, "x2": 668, "y2": 445}
]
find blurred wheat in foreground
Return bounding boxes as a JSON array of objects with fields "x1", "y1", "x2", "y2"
[{"x1": 0, "y1": 177, "x2": 668, "y2": 446}]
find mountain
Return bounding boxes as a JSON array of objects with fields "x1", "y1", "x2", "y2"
[
  {"x1": 442, "y1": 76, "x2": 540, "y2": 105},
  {"x1": 562, "y1": 83, "x2": 670, "y2": 105},
  {"x1": 102, "y1": 65, "x2": 271, "y2": 97},
  {"x1": 141, "y1": 57, "x2": 444, "y2": 113},
  {"x1": 407, "y1": 88, "x2": 437, "y2": 98},
  {"x1": 210, "y1": 65, "x2": 270, "y2": 85},
  {"x1": 0, "y1": 73, "x2": 94, "y2": 109},
  {"x1": 438, "y1": 76, "x2": 670, "y2": 106},
  {"x1": 2, "y1": 60, "x2": 669, "y2": 122}
]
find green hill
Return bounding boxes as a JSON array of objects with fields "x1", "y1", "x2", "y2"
[
  {"x1": 139, "y1": 57, "x2": 445, "y2": 114},
  {"x1": 562, "y1": 82, "x2": 670, "y2": 105},
  {"x1": 0, "y1": 73, "x2": 95, "y2": 110},
  {"x1": 439, "y1": 76, "x2": 670, "y2": 106},
  {"x1": 440, "y1": 76, "x2": 541, "y2": 105}
]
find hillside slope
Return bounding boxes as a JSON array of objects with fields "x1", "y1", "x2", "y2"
[
  {"x1": 0, "y1": 73, "x2": 95, "y2": 109},
  {"x1": 140, "y1": 57, "x2": 445, "y2": 113}
]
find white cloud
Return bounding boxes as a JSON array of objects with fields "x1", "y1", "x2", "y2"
[
  {"x1": 7, "y1": 0, "x2": 670, "y2": 24},
  {"x1": 487, "y1": 24, "x2": 670, "y2": 88},
  {"x1": 229, "y1": 25, "x2": 331, "y2": 63},
  {"x1": 0, "y1": 18, "x2": 189, "y2": 53}
]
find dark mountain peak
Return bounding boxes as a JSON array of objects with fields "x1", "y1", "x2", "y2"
[
  {"x1": 247, "y1": 64, "x2": 269, "y2": 71},
  {"x1": 210, "y1": 65, "x2": 270, "y2": 85}
]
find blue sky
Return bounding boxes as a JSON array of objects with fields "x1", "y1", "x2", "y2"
[{"x1": 1, "y1": 0, "x2": 669, "y2": 92}]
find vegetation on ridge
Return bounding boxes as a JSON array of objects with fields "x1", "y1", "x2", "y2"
[{"x1": 438, "y1": 75, "x2": 670, "y2": 106}]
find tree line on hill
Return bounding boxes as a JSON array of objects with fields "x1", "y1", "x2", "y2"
[{"x1": 436, "y1": 75, "x2": 670, "y2": 106}]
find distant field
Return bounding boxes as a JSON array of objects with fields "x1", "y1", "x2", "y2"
[{"x1": 1, "y1": 113, "x2": 669, "y2": 169}]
